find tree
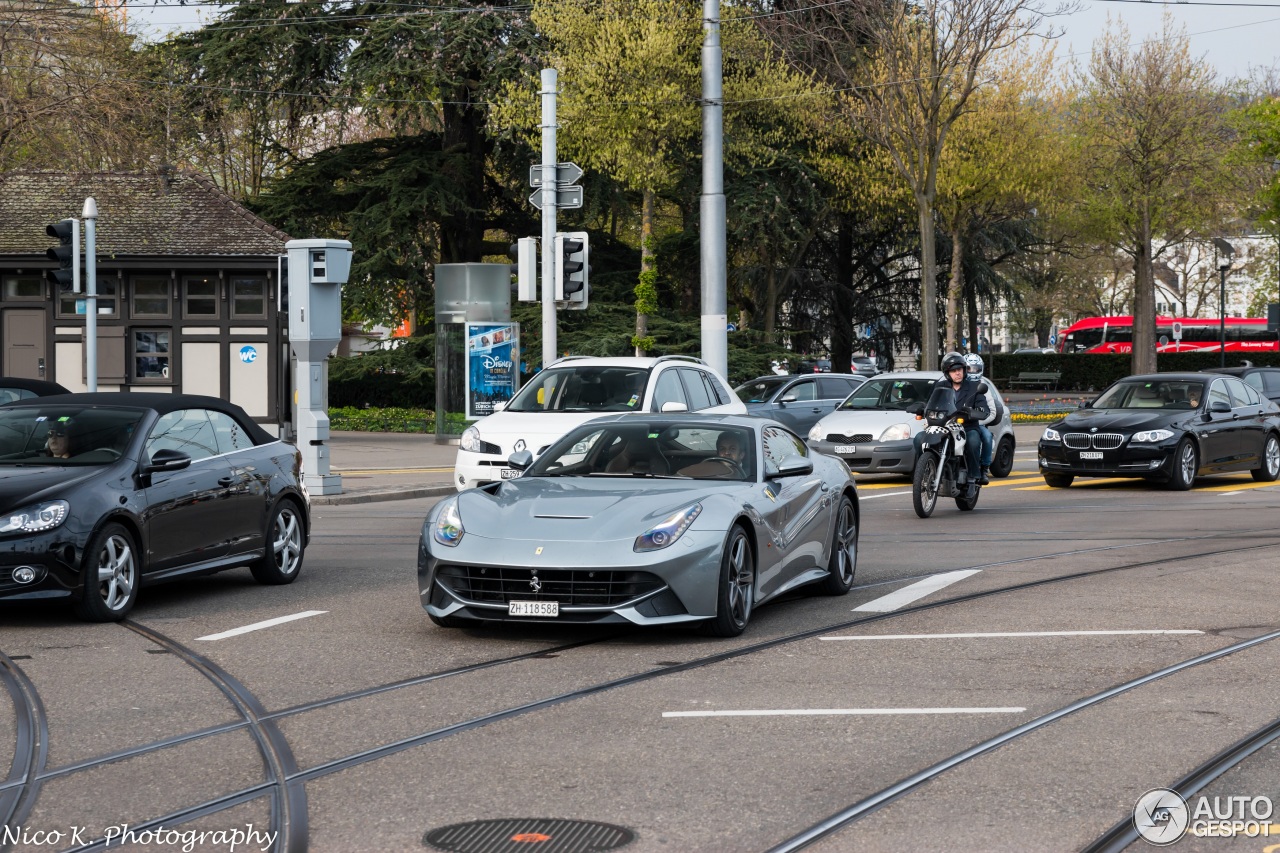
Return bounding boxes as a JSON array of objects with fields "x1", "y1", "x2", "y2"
[
  {"x1": 497, "y1": 0, "x2": 816, "y2": 354},
  {"x1": 1071, "y1": 14, "x2": 1241, "y2": 374},
  {"x1": 0, "y1": 0, "x2": 160, "y2": 170},
  {"x1": 775, "y1": 0, "x2": 1060, "y2": 369}
]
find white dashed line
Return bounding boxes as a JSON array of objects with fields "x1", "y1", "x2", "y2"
[
  {"x1": 195, "y1": 610, "x2": 328, "y2": 641},
  {"x1": 853, "y1": 569, "x2": 981, "y2": 612},
  {"x1": 821, "y1": 629, "x2": 1204, "y2": 640},
  {"x1": 663, "y1": 707, "x2": 1026, "y2": 718}
]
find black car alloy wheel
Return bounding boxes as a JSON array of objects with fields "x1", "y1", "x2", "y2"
[
  {"x1": 250, "y1": 500, "x2": 306, "y2": 584},
  {"x1": 75, "y1": 523, "x2": 139, "y2": 622}
]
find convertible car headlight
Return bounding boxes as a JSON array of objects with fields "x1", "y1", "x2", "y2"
[
  {"x1": 0, "y1": 500, "x2": 69, "y2": 534},
  {"x1": 634, "y1": 503, "x2": 702, "y2": 552},
  {"x1": 878, "y1": 423, "x2": 912, "y2": 442},
  {"x1": 1042, "y1": 427, "x2": 1061, "y2": 442},
  {"x1": 1131, "y1": 429, "x2": 1174, "y2": 443},
  {"x1": 460, "y1": 426, "x2": 482, "y2": 453},
  {"x1": 432, "y1": 498, "x2": 465, "y2": 547},
  {"x1": 808, "y1": 424, "x2": 824, "y2": 441}
]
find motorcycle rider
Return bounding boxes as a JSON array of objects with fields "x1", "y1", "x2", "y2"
[
  {"x1": 914, "y1": 352, "x2": 989, "y2": 496},
  {"x1": 964, "y1": 353, "x2": 1003, "y2": 484}
]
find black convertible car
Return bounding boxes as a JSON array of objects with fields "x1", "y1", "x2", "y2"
[
  {"x1": 1038, "y1": 373, "x2": 1280, "y2": 489},
  {"x1": 0, "y1": 393, "x2": 309, "y2": 621}
]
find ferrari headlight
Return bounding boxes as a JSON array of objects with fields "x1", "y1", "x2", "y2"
[
  {"x1": 808, "y1": 424, "x2": 824, "y2": 441},
  {"x1": 878, "y1": 423, "x2": 912, "y2": 442},
  {"x1": 1042, "y1": 427, "x2": 1061, "y2": 442},
  {"x1": 634, "y1": 503, "x2": 702, "y2": 552},
  {"x1": 1131, "y1": 429, "x2": 1174, "y2": 443},
  {"x1": 460, "y1": 426, "x2": 481, "y2": 453},
  {"x1": 0, "y1": 500, "x2": 69, "y2": 534},
  {"x1": 432, "y1": 498, "x2": 465, "y2": 547}
]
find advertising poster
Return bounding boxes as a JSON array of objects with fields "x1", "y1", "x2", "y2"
[{"x1": 465, "y1": 322, "x2": 520, "y2": 419}]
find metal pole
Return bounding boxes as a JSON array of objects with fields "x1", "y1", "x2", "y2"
[
  {"x1": 700, "y1": 0, "x2": 727, "y2": 379},
  {"x1": 540, "y1": 68, "x2": 558, "y2": 370},
  {"x1": 1219, "y1": 266, "x2": 1226, "y2": 368},
  {"x1": 82, "y1": 197, "x2": 98, "y2": 392}
]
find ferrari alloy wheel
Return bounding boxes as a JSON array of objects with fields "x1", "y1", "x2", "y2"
[
  {"x1": 820, "y1": 495, "x2": 857, "y2": 595},
  {"x1": 74, "y1": 523, "x2": 138, "y2": 622},
  {"x1": 1166, "y1": 439, "x2": 1197, "y2": 491},
  {"x1": 251, "y1": 500, "x2": 306, "y2": 584},
  {"x1": 703, "y1": 527, "x2": 754, "y2": 637},
  {"x1": 912, "y1": 454, "x2": 939, "y2": 518},
  {"x1": 1253, "y1": 433, "x2": 1280, "y2": 482}
]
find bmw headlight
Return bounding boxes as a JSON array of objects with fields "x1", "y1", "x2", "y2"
[
  {"x1": 460, "y1": 426, "x2": 481, "y2": 453},
  {"x1": 0, "y1": 500, "x2": 69, "y2": 534},
  {"x1": 432, "y1": 498, "x2": 465, "y2": 547},
  {"x1": 878, "y1": 423, "x2": 912, "y2": 442},
  {"x1": 634, "y1": 503, "x2": 702, "y2": 552},
  {"x1": 1042, "y1": 427, "x2": 1061, "y2": 442},
  {"x1": 808, "y1": 424, "x2": 824, "y2": 441},
  {"x1": 1131, "y1": 429, "x2": 1174, "y2": 443}
]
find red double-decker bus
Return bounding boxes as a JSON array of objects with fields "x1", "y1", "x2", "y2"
[{"x1": 1056, "y1": 316, "x2": 1279, "y2": 354}]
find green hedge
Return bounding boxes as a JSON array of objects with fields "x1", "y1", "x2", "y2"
[
  {"x1": 329, "y1": 406, "x2": 469, "y2": 434},
  {"x1": 986, "y1": 352, "x2": 1280, "y2": 393}
]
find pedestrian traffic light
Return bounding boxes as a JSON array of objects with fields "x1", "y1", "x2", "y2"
[
  {"x1": 509, "y1": 237, "x2": 538, "y2": 302},
  {"x1": 46, "y1": 218, "x2": 80, "y2": 292},
  {"x1": 554, "y1": 231, "x2": 589, "y2": 310}
]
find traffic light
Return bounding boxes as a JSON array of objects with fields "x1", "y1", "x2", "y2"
[
  {"x1": 509, "y1": 237, "x2": 538, "y2": 302},
  {"x1": 554, "y1": 231, "x2": 589, "y2": 310},
  {"x1": 46, "y1": 218, "x2": 80, "y2": 292}
]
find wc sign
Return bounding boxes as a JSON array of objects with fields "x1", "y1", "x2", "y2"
[{"x1": 239, "y1": 345, "x2": 258, "y2": 364}]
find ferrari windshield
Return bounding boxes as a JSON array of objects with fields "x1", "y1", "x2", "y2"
[
  {"x1": 505, "y1": 365, "x2": 650, "y2": 413},
  {"x1": 837, "y1": 378, "x2": 934, "y2": 411},
  {"x1": 526, "y1": 422, "x2": 756, "y2": 481},
  {"x1": 1093, "y1": 380, "x2": 1206, "y2": 410},
  {"x1": 0, "y1": 406, "x2": 146, "y2": 466}
]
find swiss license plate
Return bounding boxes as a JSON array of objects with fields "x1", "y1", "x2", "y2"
[
  {"x1": 509, "y1": 600, "x2": 558, "y2": 617},
  {"x1": 1079, "y1": 451, "x2": 1104, "y2": 460},
  {"x1": 499, "y1": 468, "x2": 521, "y2": 479},
  {"x1": 834, "y1": 445, "x2": 857, "y2": 454}
]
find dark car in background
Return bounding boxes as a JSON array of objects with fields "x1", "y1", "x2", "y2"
[
  {"x1": 0, "y1": 377, "x2": 71, "y2": 404},
  {"x1": 735, "y1": 373, "x2": 867, "y2": 434},
  {"x1": 0, "y1": 393, "x2": 309, "y2": 621},
  {"x1": 1038, "y1": 373, "x2": 1280, "y2": 489},
  {"x1": 1201, "y1": 364, "x2": 1280, "y2": 405}
]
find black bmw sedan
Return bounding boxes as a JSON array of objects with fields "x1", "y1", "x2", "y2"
[
  {"x1": 1038, "y1": 373, "x2": 1280, "y2": 489},
  {"x1": 0, "y1": 393, "x2": 309, "y2": 621}
]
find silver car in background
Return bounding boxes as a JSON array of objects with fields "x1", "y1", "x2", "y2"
[{"x1": 806, "y1": 371, "x2": 1017, "y2": 477}]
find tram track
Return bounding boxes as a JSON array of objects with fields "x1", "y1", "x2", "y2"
[
  {"x1": 40, "y1": 529, "x2": 1280, "y2": 852},
  {"x1": 0, "y1": 651, "x2": 48, "y2": 853}
]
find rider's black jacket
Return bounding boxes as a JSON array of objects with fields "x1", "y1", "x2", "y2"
[{"x1": 931, "y1": 376, "x2": 990, "y2": 425}]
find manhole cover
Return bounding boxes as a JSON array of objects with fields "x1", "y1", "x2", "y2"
[{"x1": 424, "y1": 818, "x2": 635, "y2": 853}]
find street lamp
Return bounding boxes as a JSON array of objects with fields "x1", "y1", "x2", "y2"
[{"x1": 1212, "y1": 237, "x2": 1236, "y2": 368}]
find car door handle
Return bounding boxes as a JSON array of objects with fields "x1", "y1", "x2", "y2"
[{"x1": 218, "y1": 476, "x2": 235, "y2": 487}]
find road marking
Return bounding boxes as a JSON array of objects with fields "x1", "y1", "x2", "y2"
[
  {"x1": 196, "y1": 610, "x2": 328, "y2": 641},
  {"x1": 860, "y1": 490, "x2": 913, "y2": 501},
  {"x1": 662, "y1": 707, "x2": 1025, "y2": 718},
  {"x1": 1014, "y1": 477, "x2": 1133, "y2": 490},
  {"x1": 1205, "y1": 481, "x2": 1280, "y2": 494},
  {"x1": 821, "y1": 629, "x2": 1204, "y2": 641},
  {"x1": 853, "y1": 569, "x2": 980, "y2": 612},
  {"x1": 857, "y1": 475, "x2": 1041, "y2": 493}
]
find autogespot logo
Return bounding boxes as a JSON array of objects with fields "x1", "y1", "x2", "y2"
[{"x1": 1134, "y1": 788, "x2": 1190, "y2": 845}]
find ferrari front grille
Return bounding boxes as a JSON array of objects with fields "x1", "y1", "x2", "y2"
[{"x1": 435, "y1": 565, "x2": 664, "y2": 607}]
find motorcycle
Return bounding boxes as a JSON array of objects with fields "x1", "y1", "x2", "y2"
[{"x1": 911, "y1": 384, "x2": 988, "y2": 518}]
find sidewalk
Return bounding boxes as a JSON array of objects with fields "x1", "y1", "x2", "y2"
[{"x1": 310, "y1": 432, "x2": 458, "y2": 506}]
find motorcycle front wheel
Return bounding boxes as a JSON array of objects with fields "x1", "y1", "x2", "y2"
[{"x1": 912, "y1": 453, "x2": 939, "y2": 518}]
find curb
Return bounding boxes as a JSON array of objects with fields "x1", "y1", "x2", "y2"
[{"x1": 310, "y1": 485, "x2": 455, "y2": 506}]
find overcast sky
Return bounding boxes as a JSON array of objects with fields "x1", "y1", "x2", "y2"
[{"x1": 128, "y1": 0, "x2": 1279, "y2": 82}]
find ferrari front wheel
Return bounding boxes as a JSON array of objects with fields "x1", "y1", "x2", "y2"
[{"x1": 703, "y1": 526, "x2": 755, "y2": 638}]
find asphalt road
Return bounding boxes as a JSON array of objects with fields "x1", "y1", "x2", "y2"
[{"x1": 3, "y1": 432, "x2": 1279, "y2": 853}]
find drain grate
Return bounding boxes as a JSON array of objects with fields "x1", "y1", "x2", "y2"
[{"x1": 424, "y1": 818, "x2": 635, "y2": 853}]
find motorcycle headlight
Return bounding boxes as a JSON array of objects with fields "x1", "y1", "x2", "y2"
[
  {"x1": 1131, "y1": 429, "x2": 1174, "y2": 443},
  {"x1": 460, "y1": 426, "x2": 481, "y2": 453},
  {"x1": 808, "y1": 423, "x2": 824, "y2": 441},
  {"x1": 1042, "y1": 427, "x2": 1061, "y2": 442},
  {"x1": 432, "y1": 498, "x2": 465, "y2": 547},
  {"x1": 878, "y1": 423, "x2": 912, "y2": 442},
  {"x1": 634, "y1": 503, "x2": 702, "y2": 552},
  {"x1": 0, "y1": 500, "x2": 69, "y2": 534}
]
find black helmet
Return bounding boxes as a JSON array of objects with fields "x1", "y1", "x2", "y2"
[{"x1": 941, "y1": 352, "x2": 967, "y2": 373}]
